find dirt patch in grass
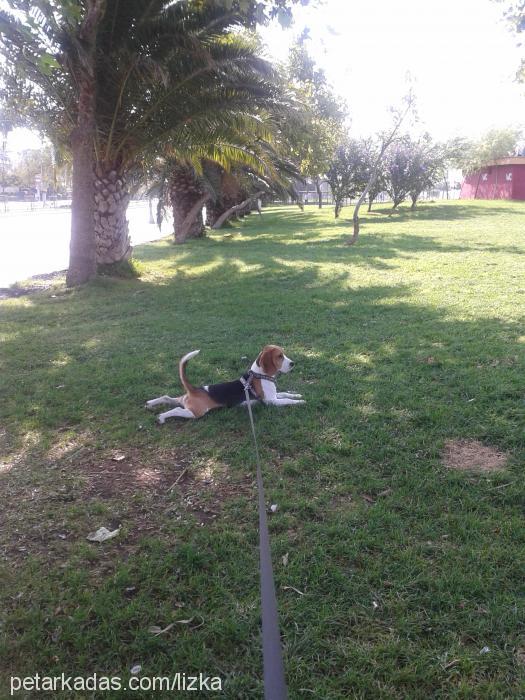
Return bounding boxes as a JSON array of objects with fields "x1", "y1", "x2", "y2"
[
  {"x1": 0, "y1": 445, "x2": 254, "y2": 567},
  {"x1": 0, "y1": 270, "x2": 66, "y2": 299},
  {"x1": 443, "y1": 439, "x2": 508, "y2": 473}
]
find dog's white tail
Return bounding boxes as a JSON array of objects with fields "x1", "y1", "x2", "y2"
[{"x1": 179, "y1": 350, "x2": 200, "y2": 394}]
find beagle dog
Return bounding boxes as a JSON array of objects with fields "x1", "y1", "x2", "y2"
[{"x1": 146, "y1": 344, "x2": 304, "y2": 424}]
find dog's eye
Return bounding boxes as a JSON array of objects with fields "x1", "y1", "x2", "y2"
[{"x1": 278, "y1": 353, "x2": 283, "y2": 358}]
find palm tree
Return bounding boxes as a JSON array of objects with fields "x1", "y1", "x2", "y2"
[{"x1": 1, "y1": 1, "x2": 288, "y2": 278}]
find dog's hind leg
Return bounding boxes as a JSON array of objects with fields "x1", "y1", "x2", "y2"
[
  {"x1": 145, "y1": 395, "x2": 182, "y2": 410},
  {"x1": 157, "y1": 407, "x2": 195, "y2": 424}
]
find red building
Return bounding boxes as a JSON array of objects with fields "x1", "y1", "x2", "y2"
[{"x1": 460, "y1": 157, "x2": 525, "y2": 200}]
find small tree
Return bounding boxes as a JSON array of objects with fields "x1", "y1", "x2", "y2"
[
  {"x1": 326, "y1": 139, "x2": 368, "y2": 218},
  {"x1": 283, "y1": 36, "x2": 347, "y2": 208},
  {"x1": 347, "y1": 90, "x2": 415, "y2": 244},
  {"x1": 407, "y1": 137, "x2": 447, "y2": 208},
  {"x1": 361, "y1": 138, "x2": 387, "y2": 211},
  {"x1": 384, "y1": 138, "x2": 414, "y2": 209}
]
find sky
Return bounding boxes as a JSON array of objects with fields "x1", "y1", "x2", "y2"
[
  {"x1": 260, "y1": 0, "x2": 525, "y2": 140},
  {"x1": 4, "y1": 0, "x2": 524, "y2": 154}
]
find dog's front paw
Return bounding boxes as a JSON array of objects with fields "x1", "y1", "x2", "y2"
[
  {"x1": 145, "y1": 400, "x2": 156, "y2": 410},
  {"x1": 156, "y1": 415, "x2": 166, "y2": 425}
]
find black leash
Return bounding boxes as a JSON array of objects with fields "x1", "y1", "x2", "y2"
[{"x1": 243, "y1": 381, "x2": 288, "y2": 700}]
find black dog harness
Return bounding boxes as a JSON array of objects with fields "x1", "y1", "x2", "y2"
[{"x1": 202, "y1": 370, "x2": 276, "y2": 407}]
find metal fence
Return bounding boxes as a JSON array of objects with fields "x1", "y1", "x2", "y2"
[
  {"x1": 0, "y1": 197, "x2": 149, "y2": 215},
  {"x1": 290, "y1": 188, "x2": 461, "y2": 208}
]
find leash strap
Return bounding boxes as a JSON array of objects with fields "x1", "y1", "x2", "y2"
[{"x1": 243, "y1": 384, "x2": 288, "y2": 700}]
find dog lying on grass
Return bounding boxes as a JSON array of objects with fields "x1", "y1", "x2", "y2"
[{"x1": 146, "y1": 344, "x2": 305, "y2": 423}]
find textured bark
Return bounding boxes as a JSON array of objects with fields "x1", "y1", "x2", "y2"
[
  {"x1": 204, "y1": 168, "x2": 243, "y2": 227},
  {"x1": 67, "y1": 78, "x2": 97, "y2": 286},
  {"x1": 211, "y1": 191, "x2": 264, "y2": 229},
  {"x1": 93, "y1": 165, "x2": 132, "y2": 263},
  {"x1": 168, "y1": 164, "x2": 206, "y2": 243},
  {"x1": 179, "y1": 193, "x2": 211, "y2": 240},
  {"x1": 66, "y1": 0, "x2": 105, "y2": 286}
]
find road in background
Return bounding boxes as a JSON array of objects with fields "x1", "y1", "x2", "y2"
[{"x1": 0, "y1": 202, "x2": 172, "y2": 287}]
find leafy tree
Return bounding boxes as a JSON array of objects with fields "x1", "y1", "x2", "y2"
[
  {"x1": 406, "y1": 137, "x2": 447, "y2": 208},
  {"x1": 450, "y1": 127, "x2": 522, "y2": 174},
  {"x1": 384, "y1": 138, "x2": 415, "y2": 209},
  {"x1": 211, "y1": 0, "x2": 312, "y2": 28},
  {"x1": 283, "y1": 36, "x2": 347, "y2": 208},
  {"x1": 360, "y1": 138, "x2": 387, "y2": 211},
  {"x1": 1, "y1": 1, "x2": 291, "y2": 281},
  {"x1": 346, "y1": 90, "x2": 415, "y2": 244},
  {"x1": 326, "y1": 139, "x2": 368, "y2": 218},
  {"x1": 382, "y1": 135, "x2": 446, "y2": 210}
]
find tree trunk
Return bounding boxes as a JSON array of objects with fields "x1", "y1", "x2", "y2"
[
  {"x1": 367, "y1": 196, "x2": 373, "y2": 212},
  {"x1": 212, "y1": 191, "x2": 264, "y2": 229},
  {"x1": 148, "y1": 197, "x2": 155, "y2": 224},
  {"x1": 346, "y1": 92, "x2": 414, "y2": 246},
  {"x1": 315, "y1": 177, "x2": 323, "y2": 208},
  {"x1": 66, "y1": 1, "x2": 106, "y2": 286},
  {"x1": 66, "y1": 77, "x2": 97, "y2": 286},
  {"x1": 93, "y1": 164, "x2": 132, "y2": 263},
  {"x1": 410, "y1": 194, "x2": 417, "y2": 209},
  {"x1": 168, "y1": 164, "x2": 206, "y2": 243},
  {"x1": 205, "y1": 195, "x2": 237, "y2": 227}
]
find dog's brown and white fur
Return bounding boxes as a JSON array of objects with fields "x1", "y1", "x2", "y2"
[{"x1": 146, "y1": 345, "x2": 304, "y2": 424}]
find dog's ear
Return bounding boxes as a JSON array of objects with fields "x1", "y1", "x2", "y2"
[
  {"x1": 256, "y1": 351, "x2": 263, "y2": 366},
  {"x1": 258, "y1": 346, "x2": 282, "y2": 376},
  {"x1": 257, "y1": 346, "x2": 272, "y2": 375},
  {"x1": 271, "y1": 346, "x2": 284, "y2": 373}
]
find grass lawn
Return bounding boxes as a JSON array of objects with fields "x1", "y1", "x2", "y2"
[{"x1": 1, "y1": 200, "x2": 524, "y2": 698}]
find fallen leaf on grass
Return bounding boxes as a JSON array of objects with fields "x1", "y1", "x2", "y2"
[
  {"x1": 148, "y1": 617, "x2": 195, "y2": 637},
  {"x1": 148, "y1": 623, "x2": 175, "y2": 636},
  {"x1": 130, "y1": 665, "x2": 141, "y2": 675},
  {"x1": 282, "y1": 552, "x2": 289, "y2": 567},
  {"x1": 362, "y1": 494, "x2": 375, "y2": 504},
  {"x1": 86, "y1": 526, "x2": 120, "y2": 543},
  {"x1": 282, "y1": 585, "x2": 304, "y2": 596},
  {"x1": 112, "y1": 454, "x2": 126, "y2": 462},
  {"x1": 377, "y1": 488, "x2": 392, "y2": 497}
]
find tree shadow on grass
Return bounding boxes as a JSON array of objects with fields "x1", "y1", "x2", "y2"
[{"x1": 1, "y1": 212, "x2": 525, "y2": 697}]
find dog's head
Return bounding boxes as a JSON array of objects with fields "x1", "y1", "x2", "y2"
[{"x1": 256, "y1": 345, "x2": 295, "y2": 375}]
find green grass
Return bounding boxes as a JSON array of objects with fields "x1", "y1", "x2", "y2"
[{"x1": 1, "y1": 200, "x2": 524, "y2": 698}]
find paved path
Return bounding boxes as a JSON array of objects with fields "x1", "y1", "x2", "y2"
[{"x1": 0, "y1": 202, "x2": 172, "y2": 287}]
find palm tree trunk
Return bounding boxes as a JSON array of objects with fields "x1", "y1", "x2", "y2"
[
  {"x1": 66, "y1": 0, "x2": 105, "y2": 286},
  {"x1": 168, "y1": 164, "x2": 205, "y2": 243},
  {"x1": 212, "y1": 191, "x2": 264, "y2": 229},
  {"x1": 93, "y1": 165, "x2": 132, "y2": 263},
  {"x1": 66, "y1": 77, "x2": 97, "y2": 286}
]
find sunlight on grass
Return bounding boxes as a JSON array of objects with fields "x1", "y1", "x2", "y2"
[{"x1": 1, "y1": 200, "x2": 524, "y2": 698}]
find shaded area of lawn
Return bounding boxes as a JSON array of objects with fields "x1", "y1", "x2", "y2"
[{"x1": 1, "y1": 200, "x2": 525, "y2": 698}]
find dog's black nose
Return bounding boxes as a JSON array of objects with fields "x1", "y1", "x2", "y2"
[{"x1": 290, "y1": 361, "x2": 295, "y2": 367}]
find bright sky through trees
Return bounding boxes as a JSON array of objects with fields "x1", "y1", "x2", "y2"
[
  {"x1": 4, "y1": 0, "x2": 524, "y2": 154},
  {"x1": 261, "y1": 0, "x2": 525, "y2": 139}
]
